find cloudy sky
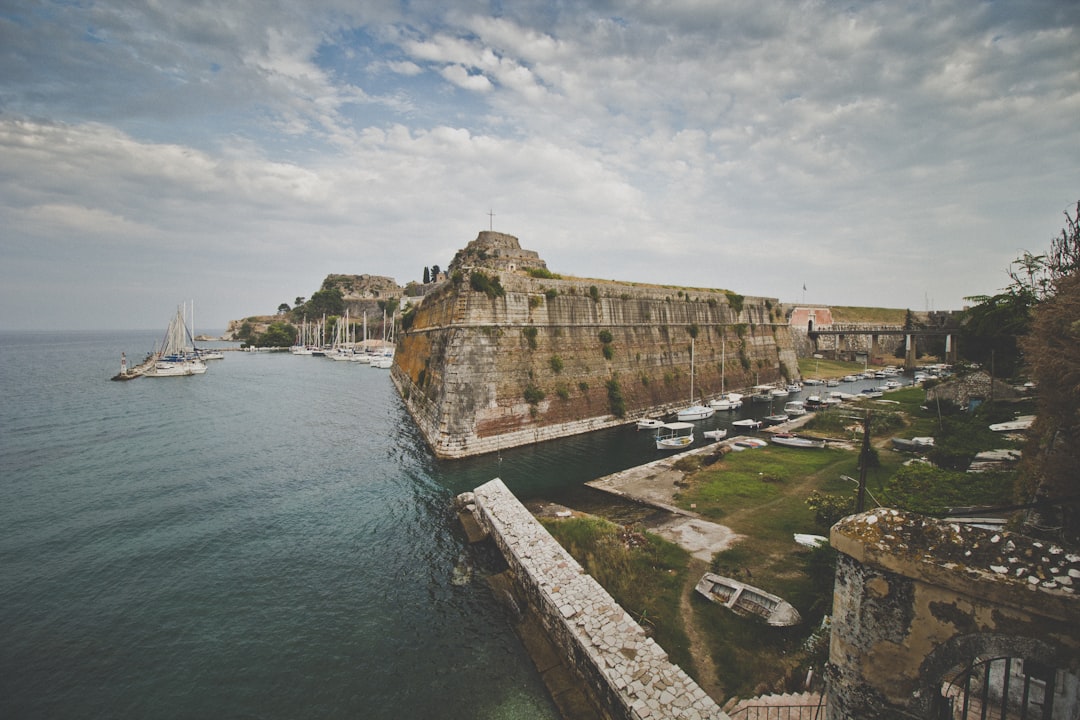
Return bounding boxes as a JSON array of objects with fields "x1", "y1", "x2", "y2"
[{"x1": 2, "y1": 1, "x2": 1078, "y2": 331}]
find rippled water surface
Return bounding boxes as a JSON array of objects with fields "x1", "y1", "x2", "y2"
[
  {"x1": 0, "y1": 331, "x2": 902, "y2": 719},
  {"x1": 0, "y1": 331, "x2": 568, "y2": 720}
]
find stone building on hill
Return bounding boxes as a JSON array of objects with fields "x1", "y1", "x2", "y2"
[{"x1": 448, "y1": 231, "x2": 549, "y2": 275}]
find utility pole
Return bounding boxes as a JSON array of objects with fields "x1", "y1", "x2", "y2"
[{"x1": 857, "y1": 411, "x2": 871, "y2": 512}]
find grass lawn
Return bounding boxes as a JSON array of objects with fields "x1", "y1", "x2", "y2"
[{"x1": 537, "y1": 381, "x2": 1029, "y2": 701}]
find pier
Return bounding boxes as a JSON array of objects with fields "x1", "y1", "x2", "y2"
[{"x1": 460, "y1": 478, "x2": 727, "y2": 720}]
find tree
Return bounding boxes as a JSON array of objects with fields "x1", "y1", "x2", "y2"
[
  {"x1": 277, "y1": 303, "x2": 290, "y2": 314},
  {"x1": 959, "y1": 289, "x2": 1034, "y2": 378},
  {"x1": 430, "y1": 264, "x2": 441, "y2": 279},
  {"x1": 256, "y1": 322, "x2": 297, "y2": 348},
  {"x1": 294, "y1": 296, "x2": 305, "y2": 307},
  {"x1": 423, "y1": 267, "x2": 430, "y2": 284},
  {"x1": 305, "y1": 287, "x2": 345, "y2": 317},
  {"x1": 1020, "y1": 265, "x2": 1080, "y2": 542}
]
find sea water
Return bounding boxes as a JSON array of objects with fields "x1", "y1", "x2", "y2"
[
  {"x1": 0, "y1": 331, "x2": 563, "y2": 719},
  {"x1": 0, "y1": 331, "x2": 896, "y2": 719}
]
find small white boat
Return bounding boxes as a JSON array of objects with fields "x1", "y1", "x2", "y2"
[
  {"x1": 804, "y1": 378, "x2": 824, "y2": 386},
  {"x1": 730, "y1": 437, "x2": 767, "y2": 451},
  {"x1": 731, "y1": 418, "x2": 762, "y2": 430},
  {"x1": 636, "y1": 417, "x2": 665, "y2": 430},
  {"x1": 770, "y1": 433, "x2": 826, "y2": 449},
  {"x1": 989, "y1": 416, "x2": 1035, "y2": 432},
  {"x1": 676, "y1": 338, "x2": 714, "y2": 421},
  {"x1": 841, "y1": 375, "x2": 859, "y2": 383},
  {"x1": 786, "y1": 383, "x2": 802, "y2": 394},
  {"x1": 825, "y1": 379, "x2": 840, "y2": 387},
  {"x1": 794, "y1": 533, "x2": 829, "y2": 548},
  {"x1": 770, "y1": 387, "x2": 788, "y2": 398},
  {"x1": 709, "y1": 394, "x2": 742, "y2": 411},
  {"x1": 783, "y1": 401, "x2": 807, "y2": 417},
  {"x1": 750, "y1": 385, "x2": 776, "y2": 403},
  {"x1": 860, "y1": 388, "x2": 883, "y2": 398},
  {"x1": 695, "y1": 573, "x2": 801, "y2": 626},
  {"x1": 891, "y1": 436, "x2": 935, "y2": 452},
  {"x1": 655, "y1": 422, "x2": 695, "y2": 450},
  {"x1": 677, "y1": 404, "x2": 716, "y2": 421},
  {"x1": 703, "y1": 428, "x2": 728, "y2": 441},
  {"x1": 762, "y1": 413, "x2": 789, "y2": 425}
]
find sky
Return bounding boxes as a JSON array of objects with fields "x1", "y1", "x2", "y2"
[{"x1": 1, "y1": 1, "x2": 1078, "y2": 331}]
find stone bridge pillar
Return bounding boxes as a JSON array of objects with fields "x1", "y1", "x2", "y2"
[
  {"x1": 826, "y1": 510, "x2": 1080, "y2": 720},
  {"x1": 904, "y1": 333, "x2": 916, "y2": 371}
]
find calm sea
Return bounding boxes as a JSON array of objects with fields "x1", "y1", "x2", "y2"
[
  {"x1": 0, "y1": 331, "x2": 898, "y2": 719},
  {"x1": 0, "y1": 330, "x2": 670, "y2": 720}
]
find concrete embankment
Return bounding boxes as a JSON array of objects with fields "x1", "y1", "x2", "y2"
[{"x1": 460, "y1": 478, "x2": 727, "y2": 720}]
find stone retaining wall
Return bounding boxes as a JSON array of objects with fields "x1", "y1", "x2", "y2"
[{"x1": 462, "y1": 478, "x2": 727, "y2": 720}]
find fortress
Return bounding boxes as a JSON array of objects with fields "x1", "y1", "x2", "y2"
[{"x1": 391, "y1": 231, "x2": 799, "y2": 459}]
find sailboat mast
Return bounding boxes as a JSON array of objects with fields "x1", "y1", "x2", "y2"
[{"x1": 690, "y1": 337, "x2": 695, "y2": 402}]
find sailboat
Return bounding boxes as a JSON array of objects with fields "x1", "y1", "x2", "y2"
[
  {"x1": 677, "y1": 338, "x2": 715, "y2": 421},
  {"x1": 145, "y1": 304, "x2": 207, "y2": 377},
  {"x1": 709, "y1": 341, "x2": 742, "y2": 411}
]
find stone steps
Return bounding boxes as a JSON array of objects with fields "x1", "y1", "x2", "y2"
[{"x1": 723, "y1": 691, "x2": 824, "y2": 719}]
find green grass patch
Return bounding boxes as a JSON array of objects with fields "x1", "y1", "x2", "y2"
[
  {"x1": 676, "y1": 447, "x2": 847, "y2": 520},
  {"x1": 540, "y1": 516, "x2": 694, "y2": 670}
]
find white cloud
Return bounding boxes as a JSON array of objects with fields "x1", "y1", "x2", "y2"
[{"x1": 0, "y1": 0, "x2": 1078, "y2": 329}]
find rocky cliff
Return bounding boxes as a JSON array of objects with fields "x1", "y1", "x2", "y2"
[{"x1": 391, "y1": 232, "x2": 799, "y2": 459}]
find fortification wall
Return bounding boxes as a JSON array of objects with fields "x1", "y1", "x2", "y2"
[
  {"x1": 827, "y1": 509, "x2": 1080, "y2": 719},
  {"x1": 393, "y1": 272, "x2": 798, "y2": 458},
  {"x1": 461, "y1": 478, "x2": 726, "y2": 720}
]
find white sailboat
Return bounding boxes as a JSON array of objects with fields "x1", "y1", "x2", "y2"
[
  {"x1": 677, "y1": 337, "x2": 715, "y2": 421},
  {"x1": 145, "y1": 303, "x2": 207, "y2": 377},
  {"x1": 709, "y1": 341, "x2": 742, "y2": 411}
]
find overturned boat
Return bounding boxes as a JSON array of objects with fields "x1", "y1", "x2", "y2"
[{"x1": 694, "y1": 572, "x2": 802, "y2": 626}]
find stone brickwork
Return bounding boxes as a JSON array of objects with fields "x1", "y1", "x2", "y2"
[
  {"x1": 462, "y1": 478, "x2": 727, "y2": 720},
  {"x1": 393, "y1": 236, "x2": 798, "y2": 458},
  {"x1": 826, "y1": 508, "x2": 1080, "y2": 719}
]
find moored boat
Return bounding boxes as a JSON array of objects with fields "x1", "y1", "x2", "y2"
[
  {"x1": 636, "y1": 417, "x2": 665, "y2": 430},
  {"x1": 703, "y1": 428, "x2": 728, "y2": 441},
  {"x1": 655, "y1": 422, "x2": 695, "y2": 450},
  {"x1": 783, "y1": 400, "x2": 807, "y2": 417},
  {"x1": 770, "y1": 433, "x2": 826, "y2": 449},
  {"x1": 731, "y1": 418, "x2": 762, "y2": 430},
  {"x1": 694, "y1": 572, "x2": 801, "y2": 626},
  {"x1": 675, "y1": 338, "x2": 714, "y2": 421}
]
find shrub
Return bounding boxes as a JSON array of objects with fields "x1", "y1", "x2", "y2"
[
  {"x1": 528, "y1": 295, "x2": 543, "y2": 309},
  {"x1": 544, "y1": 288, "x2": 558, "y2": 300},
  {"x1": 725, "y1": 291, "x2": 745, "y2": 314},
  {"x1": 598, "y1": 329, "x2": 614, "y2": 344},
  {"x1": 602, "y1": 344, "x2": 615, "y2": 360},
  {"x1": 589, "y1": 285, "x2": 601, "y2": 302},
  {"x1": 522, "y1": 326, "x2": 538, "y2": 350},
  {"x1": 549, "y1": 355, "x2": 564, "y2": 373},
  {"x1": 805, "y1": 491, "x2": 856, "y2": 528},
  {"x1": 527, "y1": 267, "x2": 560, "y2": 279},
  {"x1": 606, "y1": 377, "x2": 626, "y2": 418},
  {"x1": 523, "y1": 383, "x2": 545, "y2": 405},
  {"x1": 469, "y1": 270, "x2": 505, "y2": 298}
]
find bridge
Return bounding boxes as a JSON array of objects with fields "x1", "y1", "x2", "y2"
[{"x1": 804, "y1": 324, "x2": 959, "y2": 368}]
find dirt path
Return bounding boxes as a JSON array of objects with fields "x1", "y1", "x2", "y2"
[{"x1": 679, "y1": 557, "x2": 726, "y2": 704}]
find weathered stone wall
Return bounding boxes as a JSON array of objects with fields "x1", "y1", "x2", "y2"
[
  {"x1": 392, "y1": 271, "x2": 799, "y2": 458},
  {"x1": 463, "y1": 478, "x2": 726, "y2": 720},
  {"x1": 826, "y1": 509, "x2": 1080, "y2": 719}
]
